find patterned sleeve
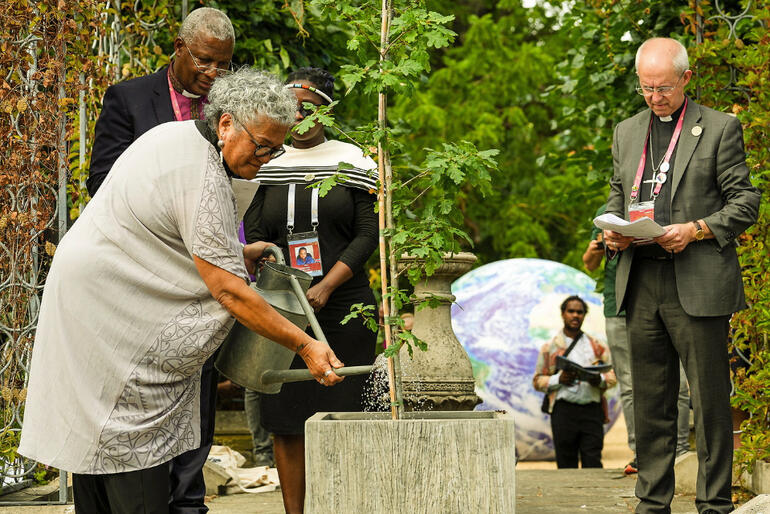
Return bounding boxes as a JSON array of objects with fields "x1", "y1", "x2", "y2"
[{"x1": 187, "y1": 147, "x2": 248, "y2": 281}]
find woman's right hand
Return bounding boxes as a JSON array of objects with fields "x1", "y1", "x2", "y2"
[{"x1": 297, "y1": 339, "x2": 345, "y2": 386}]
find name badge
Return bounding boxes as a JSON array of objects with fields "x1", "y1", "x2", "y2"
[
  {"x1": 287, "y1": 231, "x2": 323, "y2": 277},
  {"x1": 628, "y1": 200, "x2": 655, "y2": 222},
  {"x1": 628, "y1": 201, "x2": 655, "y2": 245}
]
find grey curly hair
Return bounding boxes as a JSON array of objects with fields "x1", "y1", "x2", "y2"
[
  {"x1": 178, "y1": 7, "x2": 234, "y2": 44},
  {"x1": 204, "y1": 68, "x2": 297, "y2": 132}
]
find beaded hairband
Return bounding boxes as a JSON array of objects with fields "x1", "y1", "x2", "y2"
[{"x1": 284, "y1": 83, "x2": 333, "y2": 105}]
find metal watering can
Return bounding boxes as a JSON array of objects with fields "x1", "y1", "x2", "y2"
[{"x1": 215, "y1": 246, "x2": 373, "y2": 394}]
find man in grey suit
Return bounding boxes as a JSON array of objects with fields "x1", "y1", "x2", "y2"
[{"x1": 603, "y1": 38, "x2": 760, "y2": 514}]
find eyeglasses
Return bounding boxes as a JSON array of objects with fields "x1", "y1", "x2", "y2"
[
  {"x1": 184, "y1": 44, "x2": 232, "y2": 77},
  {"x1": 635, "y1": 73, "x2": 685, "y2": 97},
  {"x1": 231, "y1": 114, "x2": 286, "y2": 160}
]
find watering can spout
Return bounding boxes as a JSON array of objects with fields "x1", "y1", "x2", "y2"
[{"x1": 215, "y1": 247, "x2": 374, "y2": 393}]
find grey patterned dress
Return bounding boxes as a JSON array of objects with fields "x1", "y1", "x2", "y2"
[{"x1": 18, "y1": 121, "x2": 247, "y2": 474}]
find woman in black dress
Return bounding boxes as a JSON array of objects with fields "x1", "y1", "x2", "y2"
[{"x1": 243, "y1": 67, "x2": 378, "y2": 514}]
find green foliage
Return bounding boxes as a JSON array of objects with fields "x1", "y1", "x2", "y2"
[
  {"x1": 341, "y1": 303, "x2": 379, "y2": 332},
  {"x1": 391, "y1": 0, "x2": 607, "y2": 267},
  {"x1": 304, "y1": 0, "x2": 499, "y2": 360}
]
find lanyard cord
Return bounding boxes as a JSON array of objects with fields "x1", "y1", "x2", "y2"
[
  {"x1": 287, "y1": 184, "x2": 320, "y2": 235},
  {"x1": 630, "y1": 98, "x2": 688, "y2": 201}
]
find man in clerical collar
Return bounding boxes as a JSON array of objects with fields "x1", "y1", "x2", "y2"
[
  {"x1": 87, "y1": 7, "x2": 234, "y2": 196},
  {"x1": 84, "y1": 7, "x2": 234, "y2": 513},
  {"x1": 603, "y1": 37, "x2": 760, "y2": 514}
]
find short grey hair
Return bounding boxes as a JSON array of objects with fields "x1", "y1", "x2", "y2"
[
  {"x1": 179, "y1": 7, "x2": 234, "y2": 44},
  {"x1": 204, "y1": 67, "x2": 296, "y2": 132},
  {"x1": 635, "y1": 38, "x2": 689, "y2": 75}
]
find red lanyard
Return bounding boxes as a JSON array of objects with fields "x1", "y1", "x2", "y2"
[
  {"x1": 630, "y1": 97, "x2": 688, "y2": 201},
  {"x1": 167, "y1": 71, "x2": 184, "y2": 122}
]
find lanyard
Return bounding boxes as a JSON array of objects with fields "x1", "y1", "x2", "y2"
[
  {"x1": 286, "y1": 184, "x2": 319, "y2": 235},
  {"x1": 167, "y1": 71, "x2": 203, "y2": 121},
  {"x1": 630, "y1": 98, "x2": 688, "y2": 201},
  {"x1": 167, "y1": 71, "x2": 184, "y2": 122}
]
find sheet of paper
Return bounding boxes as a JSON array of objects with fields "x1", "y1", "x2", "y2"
[
  {"x1": 593, "y1": 212, "x2": 666, "y2": 238},
  {"x1": 232, "y1": 179, "x2": 260, "y2": 222}
]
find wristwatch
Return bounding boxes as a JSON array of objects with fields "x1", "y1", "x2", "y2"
[{"x1": 693, "y1": 221, "x2": 705, "y2": 241}]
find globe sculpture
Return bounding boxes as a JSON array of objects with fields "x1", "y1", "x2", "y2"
[{"x1": 450, "y1": 258, "x2": 621, "y2": 461}]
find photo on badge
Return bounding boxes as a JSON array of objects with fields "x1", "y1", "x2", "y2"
[{"x1": 287, "y1": 231, "x2": 323, "y2": 277}]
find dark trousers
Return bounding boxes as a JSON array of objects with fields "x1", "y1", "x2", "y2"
[
  {"x1": 169, "y1": 354, "x2": 218, "y2": 514},
  {"x1": 627, "y1": 259, "x2": 733, "y2": 514},
  {"x1": 73, "y1": 462, "x2": 169, "y2": 513},
  {"x1": 550, "y1": 400, "x2": 604, "y2": 468}
]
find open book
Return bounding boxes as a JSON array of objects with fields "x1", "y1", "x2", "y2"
[{"x1": 556, "y1": 356, "x2": 612, "y2": 382}]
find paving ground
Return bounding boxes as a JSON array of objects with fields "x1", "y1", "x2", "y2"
[
  {"x1": 203, "y1": 413, "x2": 701, "y2": 513},
  {"x1": 0, "y1": 414, "x2": 736, "y2": 513}
]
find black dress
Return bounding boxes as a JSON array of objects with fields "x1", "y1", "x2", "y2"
[{"x1": 243, "y1": 181, "x2": 378, "y2": 434}]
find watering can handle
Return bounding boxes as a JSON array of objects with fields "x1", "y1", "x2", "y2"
[
  {"x1": 287, "y1": 275, "x2": 329, "y2": 345},
  {"x1": 262, "y1": 245, "x2": 286, "y2": 265},
  {"x1": 260, "y1": 364, "x2": 374, "y2": 385}
]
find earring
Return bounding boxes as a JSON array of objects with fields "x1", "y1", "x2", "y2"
[{"x1": 217, "y1": 139, "x2": 224, "y2": 165}]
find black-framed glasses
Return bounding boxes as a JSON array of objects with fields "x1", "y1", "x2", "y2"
[
  {"x1": 183, "y1": 43, "x2": 232, "y2": 77},
  {"x1": 231, "y1": 114, "x2": 286, "y2": 160},
  {"x1": 635, "y1": 72, "x2": 685, "y2": 97}
]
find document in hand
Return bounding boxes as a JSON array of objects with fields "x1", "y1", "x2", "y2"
[{"x1": 593, "y1": 213, "x2": 666, "y2": 239}]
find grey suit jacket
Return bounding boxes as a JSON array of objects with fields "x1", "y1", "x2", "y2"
[{"x1": 607, "y1": 99, "x2": 760, "y2": 317}]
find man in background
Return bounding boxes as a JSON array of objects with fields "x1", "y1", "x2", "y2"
[
  {"x1": 87, "y1": 7, "x2": 234, "y2": 196},
  {"x1": 534, "y1": 296, "x2": 617, "y2": 468}
]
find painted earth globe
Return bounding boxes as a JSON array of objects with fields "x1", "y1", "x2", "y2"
[{"x1": 450, "y1": 258, "x2": 621, "y2": 461}]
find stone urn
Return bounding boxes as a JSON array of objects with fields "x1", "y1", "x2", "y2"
[{"x1": 398, "y1": 252, "x2": 480, "y2": 411}]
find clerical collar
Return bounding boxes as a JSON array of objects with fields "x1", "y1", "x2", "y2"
[
  {"x1": 657, "y1": 99, "x2": 687, "y2": 123},
  {"x1": 168, "y1": 61, "x2": 202, "y2": 99}
]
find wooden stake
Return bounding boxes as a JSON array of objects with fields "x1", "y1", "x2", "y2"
[{"x1": 377, "y1": 0, "x2": 402, "y2": 420}]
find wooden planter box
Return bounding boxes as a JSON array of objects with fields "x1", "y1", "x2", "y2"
[{"x1": 305, "y1": 411, "x2": 516, "y2": 513}]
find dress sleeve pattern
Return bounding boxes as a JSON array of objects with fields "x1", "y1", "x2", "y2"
[
  {"x1": 192, "y1": 148, "x2": 248, "y2": 280},
  {"x1": 91, "y1": 300, "x2": 231, "y2": 473}
]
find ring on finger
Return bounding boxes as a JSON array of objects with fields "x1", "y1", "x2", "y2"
[
  {"x1": 323, "y1": 369, "x2": 333, "y2": 377},
  {"x1": 320, "y1": 378, "x2": 325, "y2": 384}
]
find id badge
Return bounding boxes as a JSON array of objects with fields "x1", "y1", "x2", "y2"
[
  {"x1": 287, "y1": 231, "x2": 323, "y2": 277},
  {"x1": 628, "y1": 200, "x2": 655, "y2": 245},
  {"x1": 628, "y1": 200, "x2": 655, "y2": 222}
]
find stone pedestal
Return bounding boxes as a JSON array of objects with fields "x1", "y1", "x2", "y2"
[
  {"x1": 305, "y1": 411, "x2": 516, "y2": 513},
  {"x1": 398, "y1": 252, "x2": 480, "y2": 411}
]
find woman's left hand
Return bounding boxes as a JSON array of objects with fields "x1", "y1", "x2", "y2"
[
  {"x1": 243, "y1": 241, "x2": 276, "y2": 275},
  {"x1": 306, "y1": 283, "x2": 332, "y2": 312}
]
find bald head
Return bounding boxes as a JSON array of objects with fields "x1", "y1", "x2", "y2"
[
  {"x1": 634, "y1": 38, "x2": 692, "y2": 117},
  {"x1": 635, "y1": 38, "x2": 689, "y2": 76}
]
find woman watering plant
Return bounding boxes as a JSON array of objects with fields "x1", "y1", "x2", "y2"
[
  {"x1": 243, "y1": 67, "x2": 378, "y2": 514},
  {"x1": 18, "y1": 68, "x2": 344, "y2": 513}
]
